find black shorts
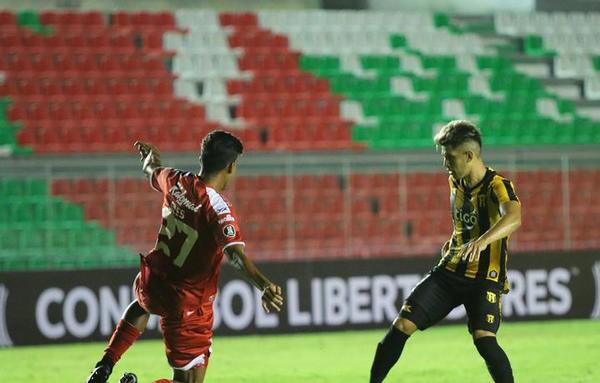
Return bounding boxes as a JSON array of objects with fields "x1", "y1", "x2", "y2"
[{"x1": 399, "y1": 268, "x2": 503, "y2": 333}]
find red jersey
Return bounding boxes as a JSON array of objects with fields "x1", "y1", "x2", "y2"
[{"x1": 140, "y1": 167, "x2": 244, "y2": 312}]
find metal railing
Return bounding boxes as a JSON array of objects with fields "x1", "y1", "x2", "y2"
[{"x1": 1, "y1": 147, "x2": 599, "y2": 266}]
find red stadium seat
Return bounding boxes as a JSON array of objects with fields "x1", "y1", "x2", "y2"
[
  {"x1": 154, "y1": 12, "x2": 176, "y2": 28},
  {"x1": 0, "y1": 11, "x2": 16, "y2": 25},
  {"x1": 219, "y1": 12, "x2": 258, "y2": 28}
]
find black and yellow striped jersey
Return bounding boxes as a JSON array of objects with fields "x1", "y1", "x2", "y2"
[{"x1": 437, "y1": 167, "x2": 520, "y2": 292}]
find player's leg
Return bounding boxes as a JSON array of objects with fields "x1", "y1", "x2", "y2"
[
  {"x1": 119, "y1": 371, "x2": 208, "y2": 383},
  {"x1": 173, "y1": 365, "x2": 207, "y2": 383},
  {"x1": 369, "y1": 270, "x2": 459, "y2": 383},
  {"x1": 103, "y1": 300, "x2": 149, "y2": 362},
  {"x1": 465, "y1": 287, "x2": 514, "y2": 383},
  {"x1": 117, "y1": 372, "x2": 207, "y2": 383},
  {"x1": 85, "y1": 300, "x2": 149, "y2": 383},
  {"x1": 139, "y1": 365, "x2": 207, "y2": 383},
  {"x1": 160, "y1": 307, "x2": 213, "y2": 383}
]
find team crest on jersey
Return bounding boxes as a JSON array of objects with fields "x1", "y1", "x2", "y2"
[
  {"x1": 223, "y1": 224, "x2": 236, "y2": 238},
  {"x1": 478, "y1": 194, "x2": 487, "y2": 208}
]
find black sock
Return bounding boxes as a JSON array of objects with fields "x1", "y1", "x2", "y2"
[
  {"x1": 369, "y1": 326, "x2": 410, "y2": 383},
  {"x1": 474, "y1": 337, "x2": 514, "y2": 383},
  {"x1": 97, "y1": 355, "x2": 114, "y2": 372}
]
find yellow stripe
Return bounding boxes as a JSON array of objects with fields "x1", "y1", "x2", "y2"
[
  {"x1": 445, "y1": 183, "x2": 464, "y2": 273},
  {"x1": 486, "y1": 189, "x2": 502, "y2": 282},
  {"x1": 493, "y1": 175, "x2": 511, "y2": 203}
]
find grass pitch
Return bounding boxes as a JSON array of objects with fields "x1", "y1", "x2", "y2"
[{"x1": 1, "y1": 320, "x2": 599, "y2": 382}]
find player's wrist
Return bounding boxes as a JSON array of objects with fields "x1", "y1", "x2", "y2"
[
  {"x1": 477, "y1": 236, "x2": 489, "y2": 248},
  {"x1": 260, "y1": 281, "x2": 272, "y2": 294}
]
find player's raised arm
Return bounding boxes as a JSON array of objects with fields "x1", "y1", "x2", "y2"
[
  {"x1": 134, "y1": 141, "x2": 162, "y2": 177},
  {"x1": 224, "y1": 244, "x2": 284, "y2": 313}
]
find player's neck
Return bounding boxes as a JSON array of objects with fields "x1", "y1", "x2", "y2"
[
  {"x1": 464, "y1": 163, "x2": 487, "y2": 188},
  {"x1": 199, "y1": 173, "x2": 225, "y2": 192}
]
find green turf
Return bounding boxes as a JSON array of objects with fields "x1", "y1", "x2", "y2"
[{"x1": 1, "y1": 320, "x2": 599, "y2": 382}]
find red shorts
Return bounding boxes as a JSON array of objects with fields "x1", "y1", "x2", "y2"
[{"x1": 134, "y1": 270, "x2": 215, "y2": 370}]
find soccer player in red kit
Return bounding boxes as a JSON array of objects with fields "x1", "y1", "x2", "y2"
[{"x1": 85, "y1": 131, "x2": 284, "y2": 383}]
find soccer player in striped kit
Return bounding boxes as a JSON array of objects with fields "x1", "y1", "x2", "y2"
[{"x1": 370, "y1": 120, "x2": 521, "y2": 383}]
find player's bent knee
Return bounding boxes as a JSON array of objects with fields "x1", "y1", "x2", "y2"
[
  {"x1": 392, "y1": 317, "x2": 417, "y2": 335},
  {"x1": 473, "y1": 329, "x2": 496, "y2": 340}
]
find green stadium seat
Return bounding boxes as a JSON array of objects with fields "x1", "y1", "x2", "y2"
[
  {"x1": 20, "y1": 229, "x2": 46, "y2": 250},
  {"x1": 476, "y1": 56, "x2": 513, "y2": 73},
  {"x1": 420, "y1": 55, "x2": 456, "y2": 72},
  {"x1": 555, "y1": 99, "x2": 575, "y2": 114},
  {"x1": 524, "y1": 35, "x2": 545, "y2": 56},
  {"x1": 0, "y1": 97, "x2": 11, "y2": 109},
  {"x1": 294, "y1": 18, "x2": 599, "y2": 151},
  {"x1": 0, "y1": 229, "x2": 20, "y2": 249},
  {"x1": 0, "y1": 129, "x2": 17, "y2": 145},
  {"x1": 16, "y1": 9, "x2": 52, "y2": 34},
  {"x1": 390, "y1": 34, "x2": 407, "y2": 48},
  {"x1": 360, "y1": 55, "x2": 401, "y2": 72},
  {"x1": 27, "y1": 179, "x2": 48, "y2": 196},
  {"x1": 1, "y1": 179, "x2": 26, "y2": 196},
  {"x1": 299, "y1": 56, "x2": 340, "y2": 75},
  {"x1": 351, "y1": 125, "x2": 372, "y2": 142},
  {"x1": 433, "y1": 12, "x2": 450, "y2": 28},
  {"x1": 557, "y1": 122, "x2": 577, "y2": 144},
  {"x1": 0, "y1": 178, "x2": 134, "y2": 270},
  {"x1": 17, "y1": 10, "x2": 38, "y2": 26}
]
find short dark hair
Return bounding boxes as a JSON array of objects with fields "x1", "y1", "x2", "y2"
[
  {"x1": 200, "y1": 130, "x2": 244, "y2": 175},
  {"x1": 434, "y1": 120, "x2": 482, "y2": 149}
]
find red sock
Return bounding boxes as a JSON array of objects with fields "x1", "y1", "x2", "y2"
[
  {"x1": 153, "y1": 380, "x2": 172, "y2": 383},
  {"x1": 102, "y1": 320, "x2": 141, "y2": 366}
]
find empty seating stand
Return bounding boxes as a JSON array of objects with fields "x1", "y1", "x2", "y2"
[
  {"x1": 0, "y1": 10, "x2": 599, "y2": 271},
  {"x1": 0, "y1": 169, "x2": 588, "y2": 270}
]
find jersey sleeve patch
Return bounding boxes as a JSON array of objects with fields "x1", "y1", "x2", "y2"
[
  {"x1": 206, "y1": 187, "x2": 231, "y2": 215},
  {"x1": 206, "y1": 188, "x2": 244, "y2": 248}
]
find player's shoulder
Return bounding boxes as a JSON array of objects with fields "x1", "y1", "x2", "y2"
[
  {"x1": 172, "y1": 168, "x2": 197, "y2": 180},
  {"x1": 487, "y1": 168, "x2": 513, "y2": 185},
  {"x1": 160, "y1": 168, "x2": 199, "y2": 189},
  {"x1": 156, "y1": 167, "x2": 185, "y2": 179},
  {"x1": 205, "y1": 186, "x2": 234, "y2": 216}
]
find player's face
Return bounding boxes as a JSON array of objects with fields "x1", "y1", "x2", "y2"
[{"x1": 441, "y1": 146, "x2": 469, "y2": 178}]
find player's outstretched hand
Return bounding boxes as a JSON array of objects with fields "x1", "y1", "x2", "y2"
[
  {"x1": 134, "y1": 141, "x2": 162, "y2": 172},
  {"x1": 134, "y1": 141, "x2": 161, "y2": 162},
  {"x1": 261, "y1": 283, "x2": 284, "y2": 313}
]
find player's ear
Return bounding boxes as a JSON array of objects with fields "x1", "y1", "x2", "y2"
[
  {"x1": 465, "y1": 150, "x2": 474, "y2": 162},
  {"x1": 226, "y1": 162, "x2": 235, "y2": 174}
]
